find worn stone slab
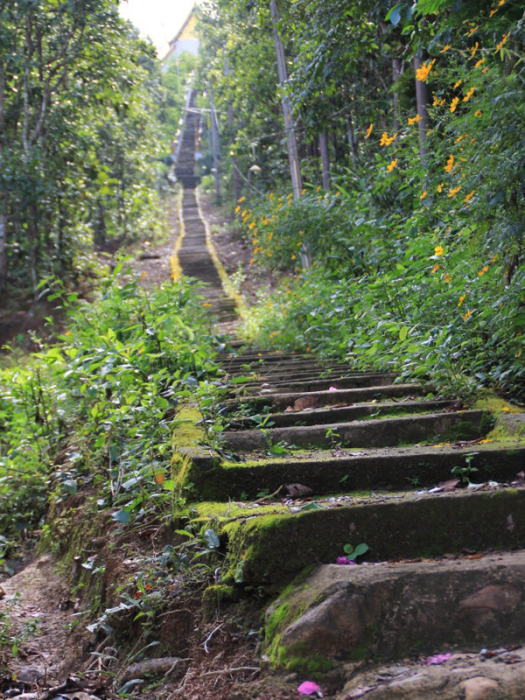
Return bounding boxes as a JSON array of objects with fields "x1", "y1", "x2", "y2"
[
  {"x1": 224, "y1": 410, "x2": 487, "y2": 451},
  {"x1": 266, "y1": 551, "x2": 525, "y2": 668}
]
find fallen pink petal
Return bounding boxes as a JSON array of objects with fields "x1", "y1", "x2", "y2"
[
  {"x1": 336, "y1": 556, "x2": 356, "y2": 565},
  {"x1": 298, "y1": 680, "x2": 323, "y2": 695},
  {"x1": 426, "y1": 652, "x2": 452, "y2": 665},
  {"x1": 329, "y1": 386, "x2": 338, "y2": 391}
]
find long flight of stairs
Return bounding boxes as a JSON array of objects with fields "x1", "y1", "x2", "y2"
[{"x1": 170, "y1": 93, "x2": 525, "y2": 678}]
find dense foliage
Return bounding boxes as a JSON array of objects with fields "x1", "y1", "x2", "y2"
[
  {"x1": 0, "y1": 272, "x2": 224, "y2": 547},
  {"x1": 0, "y1": 0, "x2": 180, "y2": 298},
  {"x1": 197, "y1": 0, "x2": 525, "y2": 398}
]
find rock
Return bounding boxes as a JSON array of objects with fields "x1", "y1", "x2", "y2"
[
  {"x1": 266, "y1": 551, "x2": 525, "y2": 666},
  {"x1": 461, "y1": 677, "x2": 499, "y2": 700}
]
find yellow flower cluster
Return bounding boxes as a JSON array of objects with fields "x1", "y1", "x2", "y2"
[
  {"x1": 435, "y1": 245, "x2": 444, "y2": 257},
  {"x1": 416, "y1": 60, "x2": 435, "y2": 82},
  {"x1": 386, "y1": 158, "x2": 398, "y2": 172},
  {"x1": 444, "y1": 154, "x2": 454, "y2": 173},
  {"x1": 380, "y1": 132, "x2": 397, "y2": 146},
  {"x1": 408, "y1": 114, "x2": 422, "y2": 125},
  {"x1": 450, "y1": 97, "x2": 460, "y2": 113},
  {"x1": 458, "y1": 294, "x2": 466, "y2": 307},
  {"x1": 365, "y1": 123, "x2": 373, "y2": 139},
  {"x1": 433, "y1": 97, "x2": 446, "y2": 107},
  {"x1": 475, "y1": 57, "x2": 486, "y2": 68},
  {"x1": 495, "y1": 32, "x2": 510, "y2": 52},
  {"x1": 478, "y1": 265, "x2": 490, "y2": 276},
  {"x1": 448, "y1": 186, "x2": 461, "y2": 197},
  {"x1": 463, "y1": 86, "x2": 476, "y2": 102},
  {"x1": 463, "y1": 190, "x2": 475, "y2": 203}
]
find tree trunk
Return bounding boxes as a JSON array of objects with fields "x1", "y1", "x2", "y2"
[
  {"x1": 346, "y1": 113, "x2": 359, "y2": 166},
  {"x1": 0, "y1": 210, "x2": 7, "y2": 295},
  {"x1": 209, "y1": 91, "x2": 221, "y2": 205},
  {"x1": 392, "y1": 58, "x2": 403, "y2": 131},
  {"x1": 414, "y1": 56, "x2": 430, "y2": 159},
  {"x1": 319, "y1": 131, "x2": 330, "y2": 190},
  {"x1": 270, "y1": 0, "x2": 311, "y2": 268},
  {"x1": 224, "y1": 55, "x2": 242, "y2": 204}
]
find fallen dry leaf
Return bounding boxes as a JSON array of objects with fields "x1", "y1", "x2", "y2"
[{"x1": 285, "y1": 483, "x2": 313, "y2": 498}]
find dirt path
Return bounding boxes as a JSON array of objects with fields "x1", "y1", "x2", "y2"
[{"x1": 0, "y1": 555, "x2": 84, "y2": 686}]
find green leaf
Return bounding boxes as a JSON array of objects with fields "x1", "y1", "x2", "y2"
[
  {"x1": 112, "y1": 509, "x2": 131, "y2": 524},
  {"x1": 204, "y1": 528, "x2": 220, "y2": 549},
  {"x1": 399, "y1": 326, "x2": 409, "y2": 341}
]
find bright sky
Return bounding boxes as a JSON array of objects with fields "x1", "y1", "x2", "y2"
[{"x1": 119, "y1": 0, "x2": 196, "y2": 56}]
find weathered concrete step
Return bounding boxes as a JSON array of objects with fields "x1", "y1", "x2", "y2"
[
  {"x1": 232, "y1": 399, "x2": 454, "y2": 428},
  {"x1": 233, "y1": 384, "x2": 426, "y2": 412},
  {"x1": 241, "y1": 374, "x2": 400, "y2": 395},
  {"x1": 190, "y1": 487, "x2": 525, "y2": 588},
  {"x1": 230, "y1": 370, "x2": 395, "y2": 389},
  {"x1": 224, "y1": 362, "x2": 353, "y2": 380},
  {"x1": 191, "y1": 443, "x2": 525, "y2": 501},
  {"x1": 265, "y1": 550, "x2": 525, "y2": 668},
  {"x1": 225, "y1": 410, "x2": 486, "y2": 451}
]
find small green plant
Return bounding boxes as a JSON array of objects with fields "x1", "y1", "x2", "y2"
[
  {"x1": 0, "y1": 594, "x2": 41, "y2": 665},
  {"x1": 451, "y1": 453, "x2": 479, "y2": 484},
  {"x1": 325, "y1": 427, "x2": 341, "y2": 448},
  {"x1": 342, "y1": 542, "x2": 369, "y2": 562}
]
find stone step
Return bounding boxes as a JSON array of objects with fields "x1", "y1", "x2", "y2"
[
  {"x1": 224, "y1": 409, "x2": 487, "y2": 451},
  {"x1": 264, "y1": 550, "x2": 525, "y2": 668},
  {"x1": 187, "y1": 486, "x2": 525, "y2": 588},
  {"x1": 240, "y1": 374, "x2": 400, "y2": 395},
  {"x1": 189, "y1": 443, "x2": 525, "y2": 502},
  {"x1": 232, "y1": 384, "x2": 426, "y2": 412},
  {"x1": 231, "y1": 398, "x2": 455, "y2": 428}
]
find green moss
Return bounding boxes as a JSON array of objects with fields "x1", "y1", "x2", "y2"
[{"x1": 275, "y1": 643, "x2": 334, "y2": 673}]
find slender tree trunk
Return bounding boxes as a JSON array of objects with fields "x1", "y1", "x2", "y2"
[
  {"x1": 270, "y1": 0, "x2": 311, "y2": 268},
  {"x1": 209, "y1": 91, "x2": 221, "y2": 205},
  {"x1": 28, "y1": 204, "x2": 38, "y2": 296},
  {"x1": 224, "y1": 56, "x2": 242, "y2": 204},
  {"x1": 392, "y1": 58, "x2": 403, "y2": 131},
  {"x1": 0, "y1": 210, "x2": 7, "y2": 295},
  {"x1": 319, "y1": 131, "x2": 330, "y2": 190},
  {"x1": 414, "y1": 56, "x2": 430, "y2": 159},
  {"x1": 346, "y1": 112, "x2": 359, "y2": 165}
]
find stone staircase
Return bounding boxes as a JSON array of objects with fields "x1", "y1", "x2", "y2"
[
  {"x1": 175, "y1": 348, "x2": 525, "y2": 670},
  {"x1": 170, "y1": 92, "x2": 525, "y2": 680}
]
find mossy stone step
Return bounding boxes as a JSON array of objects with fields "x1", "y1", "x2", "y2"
[
  {"x1": 265, "y1": 550, "x2": 525, "y2": 669},
  {"x1": 187, "y1": 487, "x2": 525, "y2": 588},
  {"x1": 232, "y1": 398, "x2": 454, "y2": 429},
  {"x1": 224, "y1": 409, "x2": 487, "y2": 452},
  {"x1": 241, "y1": 373, "x2": 399, "y2": 395},
  {"x1": 224, "y1": 366, "x2": 357, "y2": 383},
  {"x1": 185, "y1": 443, "x2": 525, "y2": 502},
  {"x1": 233, "y1": 383, "x2": 426, "y2": 412}
]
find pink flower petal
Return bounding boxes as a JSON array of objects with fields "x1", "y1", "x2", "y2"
[
  {"x1": 336, "y1": 556, "x2": 356, "y2": 565},
  {"x1": 329, "y1": 386, "x2": 338, "y2": 391},
  {"x1": 298, "y1": 680, "x2": 322, "y2": 695},
  {"x1": 426, "y1": 652, "x2": 452, "y2": 665}
]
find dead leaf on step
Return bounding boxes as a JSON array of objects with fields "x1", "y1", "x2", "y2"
[
  {"x1": 293, "y1": 396, "x2": 319, "y2": 411},
  {"x1": 437, "y1": 478, "x2": 460, "y2": 491},
  {"x1": 442, "y1": 400, "x2": 464, "y2": 412},
  {"x1": 285, "y1": 483, "x2": 313, "y2": 498},
  {"x1": 343, "y1": 687, "x2": 377, "y2": 699}
]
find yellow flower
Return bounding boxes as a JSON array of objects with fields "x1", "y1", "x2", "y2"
[
  {"x1": 444, "y1": 154, "x2": 455, "y2": 173},
  {"x1": 241, "y1": 210, "x2": 247, "y2": 217},
  {"x1": 249, "y1": 221, "x2": 256, "y2": 229},
  {"x1": 365, "y1": 123, "x2": 373, "y2": 139},
  {"x1": 433, "y1": 96, "x2": 446, "y2": 107},
  {"x1": 455, "y1": 136, "x2": 464, "y2": 144},
  {"x1": 463, "y1": 86, "x2": 476, "y2": 102},
  {"x1": 435, "y1": 245, "x2": 444, "y2": 257},
  {"x1": 380, "y1": 132, "x2": 397, "y2": 147},
  {"x1": 420, "y1": 190, "x2": 428, "y2": 199},
  {"x1": 440, "y1": 44, "x2": 451, "y2": 53},
  {"x1": 437, "y1": 183, "x2": 444, "y2": 193},
  {"x1": 238, "y1": 196, "x2": 246, "y2": 203},
  {"x1": 468, "y1": 25, "x2": 479, "y2": 36},
  {"x1": 235, "y1": 205, "x2": 241, "y2": 214},
  {"x1": 444, "y1": 274, "x2": 452, "y2": 283},
  {"x1": 475, "y1": 57, "x2": 486, "y2": 68},
  {"x1": 291, "y1": 254, "x2": 296, "y2": 260},
  {"x1": 453, "y1": 80, "x2": 463, "y2": 89},
  {"x1": 202, "y1": 302, "x2": 212, "y2": 308},
  {"x1": 386, "y1": 158, "x2": 398, "y2": 172},
  {"x1": 316, "y1": 185, "x2": 321, "y2": 192},
  {"x1": 416, "y1": 62, "x2": 433, "y2": 82},
  {"x1": 263, "y1": 218, "x2": 269, "y2": 225},
  {"x1": 408, "y1": 114, "x2": 422, "y2": 125},
  {"x1": 301, "y1": 189, "x2": 306, "y2": 195},
  {"x1": 268, "y1": 232, "x2": 274, "y2": 241},
  {"x1": 450, "y1": 97, "x2": 460, "y2": 113},
  {"x1": 489, "y1": 8, "x2": 498, "y2": 17},
  {"x1": 463, "y1": 310, "x2": 472, "y2": 321},
  {"x1": 335, "y1": 191, "x2": 341, "y2": 197},
  {"x1": 269, "y1": 192, "x2": 274, "y2": 200},
  {"x1": 448, "y1": 186, "x2": 461, "y2": 197},
  {"x1": 463, "y1": 190, "x2": 475, "y2": 203},
  {"x1": 495, "y1": 32, "x2": 510, "y2": 53},
  {"x1": 458, "y1": 293, "x2": 466, "y2": 307},
  {"x1": 502, "y1": 406, "x2": 510, "y2": 412},
  {"x1": 478, "y1": 265, "x2": 489, "y2": 276},
  {"x1": 470, "y1": 42, "x2": 479, "y2": 57},
  {"x1": 474, "y1": 111, "x2": 483, "y2": 118},
  {"x1": 432, "y1": 263, "x2": 440, "y2": 273}
]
